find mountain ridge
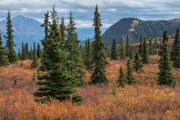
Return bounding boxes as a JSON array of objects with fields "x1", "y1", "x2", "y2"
[{"x1": 80, "y1": 17, "x2": 180, "y2": 47}]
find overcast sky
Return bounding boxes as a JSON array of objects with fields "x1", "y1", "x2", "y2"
[{"x1": 0, "y1": 0, "x2": 180, "y2": 28}]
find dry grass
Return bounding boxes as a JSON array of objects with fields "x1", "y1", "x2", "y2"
[{"x1": 0, "y1": 56, "x2": 180, "y2": 120}]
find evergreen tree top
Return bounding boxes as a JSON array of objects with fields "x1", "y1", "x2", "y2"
[{"x1": 162, "y1": 30, "x2": 169, "y2": 44}]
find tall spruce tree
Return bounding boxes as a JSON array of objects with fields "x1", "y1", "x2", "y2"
[
  {"x1": 133, "y1": 52, "x2": 143, "y2": 72},
  {"x1": 80, "y1": 44, "x2": 83, "y2": 58},
  {"x1": 21, "y1": 41, "x2": 26, "y2": 60},
  {"x1": 59, "y1": 16, "x2": 66, "y2": 49},
  {"x1": 120, "y1": 37, "x2": 125, "y2": 59},
  {"x1": 18, "y1": 48, "x2": 21, "y2": 60},
  {"x1": 104, "y1": 41, "x2": 107, "y2": 59},
  {"x1": 117, "y1": 66, "x2": 126, "y2": 87},
  {"x1": 4, "y1": 10, "x2": 18, "y2": 63},
  {"x1": 149, "y1": 38, "x2": 153, "y2": 55},
  {"x1": 126, "y1": 34, "x2": 130, "y2": 57},
  {"x1": 139, "y1": 34, "x2": 143, "y2": 56},
  {"x1": 157, "y1": 41, "x2": 176, "y2": 87},
  {"x1": 34, "y1": 5, "x2": 83, "y2": 103},
  {"x1": 90, "y1": 4, "x2": 108, "y2": 85},
  {"x1": 130, "y1": 44, "x2": 133, "y2": 60},
  {"x1": 142, "y1": 37, "x2": 149, "y2": 64},
  {"x1": 159, "y1": 30, "x2": 169, "y2": 56},
  {"x1": 83, "y1": 38, "x2": 92, "y2": 70},
  {"x1": 66, "y1": 12, "x2": 86, "y2": 87},
  {"x1": 111, "y1": 38, "x2": 118, "y2": 60},
  {"x1": 25, "y1": 43, "x2": 29, "y2": 59},
  {"x1": 126, "y1": 58, "x2": 136, "y2": 85},
  {"x1": 37, "y1": 43, "x2": 42, "y2": 58},
  {"x1": 29, "y1": 46, "x2": 33, "y2": 60},
  {"x1": 0, "y1": 31, "x2": 10, "y2": 67},
  {"x1": 31, "y1": 42, "x2": 38, "y2": 69},
  {"x1": 39, "y1": 10, "x2": 51, "y2": 71},
  {"x1": 172, "y1": 28, "x2": 180, "y2": 68}
]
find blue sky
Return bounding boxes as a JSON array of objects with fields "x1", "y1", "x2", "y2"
[{"x1": 0, "y1": 0, "x2": 180, "y2": 28}]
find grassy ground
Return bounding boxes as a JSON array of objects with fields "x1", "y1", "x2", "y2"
[{"x1": 0, "y1": 56, "x2": 180, "y2": 120}]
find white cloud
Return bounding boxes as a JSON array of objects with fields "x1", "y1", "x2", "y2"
[{"x1": 107, "y1": 9, "x2": 116, "y2": 12}]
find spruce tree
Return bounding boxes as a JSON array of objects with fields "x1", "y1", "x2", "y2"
[
  {"x1": 80, "y1": 44, "x2": 83, "y2": 58},
  {"x1": 120, "y1": 37, "x2": 125, "y2": 59},
  {"x1": 21, "y1": 41, "x2": 26, "y2": 60},
  {"x1": 59, "y1": 16, "x2": 66, "y2": 49},
  {"x1": 157, "y1": 41, "x2": 176, "y2": 87},
  {"x1": 31, "y1": 42, "x2": 38, "y2": 69},
  {"x1": 139, "y1": 34, "x2": 143, "y2": 56},
  {"x1": 0, "y1": 31, "x2": 10, "y2": 67},
  {"x1": 111, "y1": 38, "x2": 118, "y2": 60},
  {"x1": 90, "y1": 4, "x2": 108, "y2": 85},
  {"x1": 126, "y1": 34, "x2": 130, "y2": 57},
  {"x1": 126, "y1": 58, "x2": 136, "y2": 85},
  {"x1": 149, "y1": 38, "x2": 153, "y2": 55},
  {"x1": 104, "y1": 41, "x2": 107, "y2": 59},
  {"x1": 159, "y1": 30, "x2": 169, "y2": 56},
  {"x1": 142, "y1": 37, "x2": 149, "y2": 64},
  {"x1": 172, "y1": 28, "x2": 180, "y2": 68},
  {"x1": 4, "y1": 10, "x2": 18, "y2": 63},
  {"x1": 34, "y1": 5, "x2": 83, "y2": 103},
  {"x1": 83, "y1": 38, "x2": 92, "y2": 70},
  {"x1": 18, "y1": 48, "x2": 21, "y2": 60},
  {"x1": 37, "y1": 43, "x2": 42, "y2": 58},
  {"x1": 25, "y1": 43, "x2": 29, "y2": 59},
  {"x1": 66, "y1": 12, "x2": 86, "y2": 87},
  {"x1": 39, "y1": 10, "x2": 51, "y2": 71},
  {"x1": 130, "y1": 44, "x2": 133, "y2": 60},
  {"x1": 29, "y1": 46, "x2": 33, "y2": 60},
  {"x1": 133, "y1": 52, "x2": 143, "y2": 72},
  {"x1": 117, "y1": 66, "x2": 126, "y2": 87}
]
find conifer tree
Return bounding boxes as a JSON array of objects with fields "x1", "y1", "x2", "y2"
[
  {"x1": 111, "y1": 38, "x2": 118, "y2": 60},
  {"x1": 149, "y1": 38, "x2": 153, "y2": 55},
  {"x1": 29, "y1": 46, "x2": 33, "y2": 60},
  {"x1": 90, "y1": 4, "x2": 108, "y2": 85},
  {"x1": 172, "y1": 28, "x2": 180, "y2": 68},
  {"x1": 117, "y1": 66, "x2": 126, "y2": 87},
  {"x1": 83, "y1": 38, "x2": 92, "y2": 70},
  {"x1": 18, "y1": 48, "x2": 21, "y2": 60},
  {"x1": 31, "y1": 42, "x2": 38, "y2": 69},
  {"x1": 39, "y1": 10, "x2": 51, "y2": 71},
  {"x1": 25, "y1": 43, "x2": 29, "y2": 59},
  {"x1": 159, "y1": 30, "x2": 169, "y2": 56},
  {"x1": 130, "y1": 44, "x2": 133, "y2": 60},
  {"x1": 37, "y1": 43, "x2": 42, "y2": 58},
  {"x1": 142, "y1": 37, "x2": 149, "y2": 64},
  {"x1": 139, "y1": 34, "x2": 143, "y2": 56},
  {"x1": 21, "y1": 41, "x2": 26, "y2": 60},
  {"x1": 66, "y1": 12, "x2": 86, "y2": 87},
  {"x1": 59, "y1": 16, "x2": 66, "y2": 49},
  {"x1": 120, "y1": 37, "x2": 125, "y2": 59},
  {"x1": 34, "y1": 6, "x2": 83, "y2": 103},
  {"x1": 80, "y1": 44, "x2": 83, "y2": 58},
  {"x1": 133, "y1": 52, "x2": 143, "y2": 72},
  {"x1": 4, "y1": 10, "x2": 18, "y2": 63},
  {"x1": 0, "y1": 31, "x2": 10, "y2": 67},
  {"x1": 157, "y1": 41, "x2": 176, "y2": 87},
  {"x1": 126, "y1": 34, "x2": 130, "y2": 57},
  {"x1": 126, "y1": 59, "x2": 136, "y2": 85},
  {"x1": 104, "y1": 41, "x2": 107, "y2": 59}
]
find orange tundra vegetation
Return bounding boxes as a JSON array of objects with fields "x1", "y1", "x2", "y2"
[{"x1": 0, "y1": 56, "x2": 180, "y2": 120}]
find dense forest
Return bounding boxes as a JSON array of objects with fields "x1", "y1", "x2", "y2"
[{"x1": 0, "y1": 4, "x2": 180, "y2": 120}]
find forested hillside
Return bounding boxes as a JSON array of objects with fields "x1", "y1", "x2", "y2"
[{"x1": 101, "y1": 18, "x2": 180, "y2": 47}]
